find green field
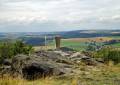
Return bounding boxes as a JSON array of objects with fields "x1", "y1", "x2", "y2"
[
  {"x1": 49, "y1": 40, "x2": 86, "y2": 51},
  {"x1": 108, "y1": 43, "x2": 120, "y2": 47},
  {"x1": 61, "y1": 40, "x2": 87, "y2": 51},
  {"x1": 48, "y1": 36, "x2": 120, "y2": 51},
  {"x1": 109, "y1": 36, "x2": 120, "y2": 39},
  {"x1": 107, "y1": 36, "x2": 120, "y2": 47},
  {"x1": 49, "y1": 40, "x2": 104, "y2": 51}
]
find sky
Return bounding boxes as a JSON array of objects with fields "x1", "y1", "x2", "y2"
[{"x1": 0, "y1": 0, "x2": 120, "y2": 32}]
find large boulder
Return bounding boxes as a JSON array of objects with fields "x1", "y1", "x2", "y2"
[
  {"x1": 69, "y1": 52, "x2": 98, "y2": 65},
  {"x1": 11, "y1": 54, "x2": 65, "y2": 80},
  {"x1": 35, "y1": 50, "x2": 66, "y2": 61}
]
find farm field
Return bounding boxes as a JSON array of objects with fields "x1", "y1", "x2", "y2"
[
  {"x1": 47, "y1": 37, "x2": 120, "y2": 51},
  {"x1": 48, "y1": 39, "x2": 87, "y2": 51},
  {"x1": 109, "y1": 36, "x2": 120, "y2": 39},
  {"x1": 62, "y1": 37, "x2": 113, "y2": 42},
  {"x1": 108, "y1": 43, "x2": 120, "y2": 47}
]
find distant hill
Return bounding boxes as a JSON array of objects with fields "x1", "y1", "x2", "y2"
[
  {"x1": 0, "y1": 30, "x2": 120, "y2": 46},
  {"x1": 45, "y1": 30, "x2": 120, "y2": 38}
]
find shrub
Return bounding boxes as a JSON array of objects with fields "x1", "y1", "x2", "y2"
[
  {"x1": 0, "y1": 42, "x2": 14, "y2": 61},
  {"x1": 13, "y1": 40, "x2": 34, "y2": 55},
  {"x1": 0, "y1": 40, "x2": 34, "y2": 63},
  {"x1": 92, "y1": 47, "x2": 120, "y2": 64}
]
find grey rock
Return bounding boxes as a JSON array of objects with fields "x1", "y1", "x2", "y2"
[
  {"x1": 11, "y1": 54, "x2": 66, "y2": 80},
  {"x1": 0, "y1": 50, "x2": 101, "y2": 80},
  {"x1": 2, "y1": 59, "x2": 12, "y2": 66},
  {"x1": 96, "y1": 58, "x2": 104, "y2": 63},
  {"x1": 69, "y1": 52, "x2": 98, "y2": 65},
  {"x1": 0, "y1": 66, "x2": 11, "y2": 75}
]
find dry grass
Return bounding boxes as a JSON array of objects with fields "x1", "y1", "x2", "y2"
[
  {"x1": 0, "y1": 65, "x2": 120, "y2": 85},
  {"x1": 33, "y1": 46, "x2": 55, "y2": 51},
  {"x1": 0, "y1": 76, "x2": 78, "y2": 85},
  {"x1": 63, "y1": 37, "x2": 113, "y2": 42}
]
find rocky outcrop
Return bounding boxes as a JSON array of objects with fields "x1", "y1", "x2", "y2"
[
  {"x1": 69, "y1": 52, "x2": 98, "y2": 65},
  {"x1": 0, "y1": 50, "x2": 101, "y2": 80},
  {"x1": 11, "y1": 54, "x2": 66, "y2": 80}
]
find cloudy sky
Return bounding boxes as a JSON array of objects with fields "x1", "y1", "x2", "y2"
[{"x1": 0, "y1": 0, "x2": 120, "y2": 32}]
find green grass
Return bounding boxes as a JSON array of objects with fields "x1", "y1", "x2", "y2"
[
  {"x1": 49, "y1": 40, "x2": 87, "y2": 51},
  {"x1": 109, "y1": 43, "x2": 120, "y2": 47},
  {"x1": 109, "y1": 36, "x2": 120, "y2": 39},
  {"x1": 48, "y1": 36, "x2": 120, "y2": 51},
  {"x1": 49, "y1": 40, "x2": 104, "y2": 51},
  {"x1": 61, "y1": 40, "x2": 87, "y2": 51}
]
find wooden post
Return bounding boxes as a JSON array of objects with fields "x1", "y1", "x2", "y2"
[
  {"x1": 45, "y1": 36, "x2": 47, "y2": 50},
  {"x1": 55, "y1": 36, "x2": 61, "y2": 49}
]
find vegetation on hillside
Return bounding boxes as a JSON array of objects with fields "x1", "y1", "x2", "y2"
[
  {"x1": 0, "y1": 40, "x2": 34, "y2": 64},
  {"x1": 92, "y1": 47, "x2": 120, "y2": 64},
  {"x1": 81, "y1": 40, "x2": 120, "y2": 64}
]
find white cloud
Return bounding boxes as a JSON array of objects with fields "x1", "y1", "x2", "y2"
[{"x1": 0, "y1": 0, "x2": 120, "y2": 32}]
